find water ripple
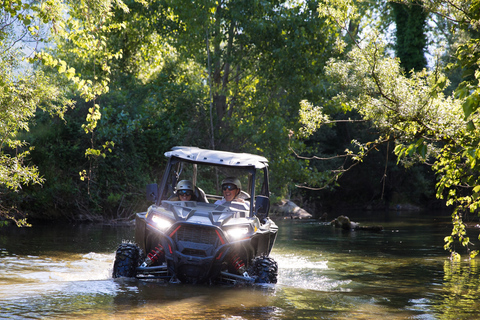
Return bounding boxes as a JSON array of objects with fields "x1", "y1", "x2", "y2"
[{"x1": 272, "y1": 253, "x2": 351, "y2": 292}]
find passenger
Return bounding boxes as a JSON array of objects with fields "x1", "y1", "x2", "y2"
[
  {"x1": 171, "y1": 180, "x2": 196, "y2": 201},
  {"x1": 215, "y1": 177, "x2": 249, "y2": 210}
]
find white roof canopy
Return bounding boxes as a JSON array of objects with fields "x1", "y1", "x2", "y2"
[{"x1": 165, "y1": 146, "x2": 269, "y2": 169}]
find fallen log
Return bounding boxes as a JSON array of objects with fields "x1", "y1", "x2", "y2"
[{"x1": 331, "y1": 215, "x2": 383, "y2": 232}]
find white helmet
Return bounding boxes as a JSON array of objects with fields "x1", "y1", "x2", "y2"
[{"x1": 176, "y1": 180, "x2": 194, "y2": 192}]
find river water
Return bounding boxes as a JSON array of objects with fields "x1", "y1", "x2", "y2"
[{"x1": 1, "y1": 210, "x2": 480, "y2": 319}]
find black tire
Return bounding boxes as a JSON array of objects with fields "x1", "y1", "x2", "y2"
[
  {"x1": 249, "y1": 256, "x2": 278, "y2": 284},
  {"x1": 112, "y1": 243, "x2": 140, "y2": 278}
]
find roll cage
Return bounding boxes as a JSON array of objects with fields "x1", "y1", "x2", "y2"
[{"x1": 147, "y1": 146, "x2": 270, "y2": 218}]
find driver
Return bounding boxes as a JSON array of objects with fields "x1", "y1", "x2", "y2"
[
  {"x1": 214, "y1": 177, "x2": 249, "y2": 210},
  {"x1": 171, "y1": 180, "x2": 196, "y2": 201}
]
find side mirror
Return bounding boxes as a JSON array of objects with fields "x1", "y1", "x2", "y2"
[
  {"x1": 146, "y1": 184, "x2": 158, "y2": 202},
  {"x1": 255, "y1": 195, "x2": 270, "y2": 221}
]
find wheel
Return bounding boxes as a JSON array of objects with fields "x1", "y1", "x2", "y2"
[
  {"x1": 248, "y1": 256, "x2": 278, "y2": 284},
  {"x1": 112, "y1": 243, "x2": 140, "y2": 278}
]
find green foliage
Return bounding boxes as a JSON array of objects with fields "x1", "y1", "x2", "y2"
[
  {"x1": 443, "y1": 212, "x2": 476, "y2": 258},
  {"x1": 6, "y1": 0, "x2": 438, "y2": 222},
  {"x1": 4, "y1": 0, "x2": 473, "y2": 234},
  {"x1": 302, "y1": 0, "x2": 480, "y2": 257},
  {"x1": 22, "y1": 49, "x2": 211, "y2": 219},
  {"x1": 0, "y1": 1, "x2": 76, "y2": 223},
  {"x1": 90, "y1": 0, "x2": 341, "y2": 202},
  {"x1": 35, "y1": 0, "x2": 130, "y2": 177}
]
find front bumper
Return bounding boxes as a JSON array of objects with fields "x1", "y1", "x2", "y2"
[{"x1": 141, "y1": 220, "x2": 238, "y2": 283}]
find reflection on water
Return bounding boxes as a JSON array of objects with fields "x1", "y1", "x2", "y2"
[
  {"x1": 0, "y1": 212, "x2": 480, "y2": 319},
  {"x1": 435, "y1": 259, "x2": 480, "y2": 319}
]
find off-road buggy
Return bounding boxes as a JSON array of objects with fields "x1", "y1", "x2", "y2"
[{"x1": 112, "y1": 146, "x2": 278, "y2": 284}]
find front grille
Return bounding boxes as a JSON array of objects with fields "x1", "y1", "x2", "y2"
[
  {"x1": 182, "y1": 248, "x2": 207, "y2": 257},
  {"x1": 175, "y1": 225, "x2": 219, "y2": 245}
]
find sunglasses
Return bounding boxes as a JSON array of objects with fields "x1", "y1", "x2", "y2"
[
  {"x1": 222, "y1": 184, "x2": 237, "y2": 191},
  {"x1": 178, "y1": 190, "x2": 193, "y2": 196}
]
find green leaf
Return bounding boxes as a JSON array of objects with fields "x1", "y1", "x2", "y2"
[
  {"x1": 436, "y1": 75, "x2": 447, "y2": 90},
  {"x1": 57, "y1": 60, "x2": 67, "y2": 73},
  {"x1": 66, "y1": 67, "x2": 75, "y2": 80},
  {"x1": 405, "y1": 143, "x2": 416, "y2": 156},
  {"x1": 467, "y1": 120, "x2": 476, "y2": 131},
  {"x1": 463, "y1": 93, "x2": 479, "y2": 119},
  {"x1": 418, "y1": 144, "x2": 427, "y2": 158}
]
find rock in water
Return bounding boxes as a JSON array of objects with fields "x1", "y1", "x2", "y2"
[{"x1": 271, "y1": 200, "x2": 313, "y2": 219}]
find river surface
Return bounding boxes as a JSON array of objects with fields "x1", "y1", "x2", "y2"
[{"x1": 1, "y1": 210, "x2": 480, "y2": 319}]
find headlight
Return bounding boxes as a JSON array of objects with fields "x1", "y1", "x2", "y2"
[
  {"x1": 151, "y1": 215, "x2": 173, "y2": 230},
  {"x1": 226, "y1": 227, "x2": 250, "y2": 240}
]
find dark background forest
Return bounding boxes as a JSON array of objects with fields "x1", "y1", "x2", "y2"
[{"x1": 1, "y1": 0, "x2": 479, "y2": 233}]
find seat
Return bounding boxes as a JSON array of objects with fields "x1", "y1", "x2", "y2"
[
  {"x1": 195, "y1": 187, "x2": 208, "y2": 203},
  {"x1": 238, "y1": 190, "x2": 250, "y2": 201}
]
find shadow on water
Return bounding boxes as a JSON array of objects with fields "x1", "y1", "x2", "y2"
[{"x1": 1, "y1": 211, "x2": 480, "y2": 319}]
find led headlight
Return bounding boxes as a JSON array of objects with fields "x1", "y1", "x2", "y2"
[
  {"x1": 226, "y1": 226, "x2": 250, "y2": 240},
  {"x1": 151, "y1": 214, "x2": 173, "y2": 230}
]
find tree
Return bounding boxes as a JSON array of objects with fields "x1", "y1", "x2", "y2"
[
  {"x1": 3, "y1": 0, "x2": 448, "y2": 223},
  {"x1": 391, "y1": 0, "x2": 428, "y2": 72},
  {"x1": 41, "y1": 0, "x2": 343, "y2": 204},
  {"x1": 153, "y1": 0, "x2": 344, "y2": 197},
  {"x1": 301, "y1": 0, "x2": 480, "y2": 258},
  {"x1": 1, "y1": 0, "x2": 136, "y2": 223},
  {"x1": 0, "y1": 0, "x2": 73, "y2": 225}
]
